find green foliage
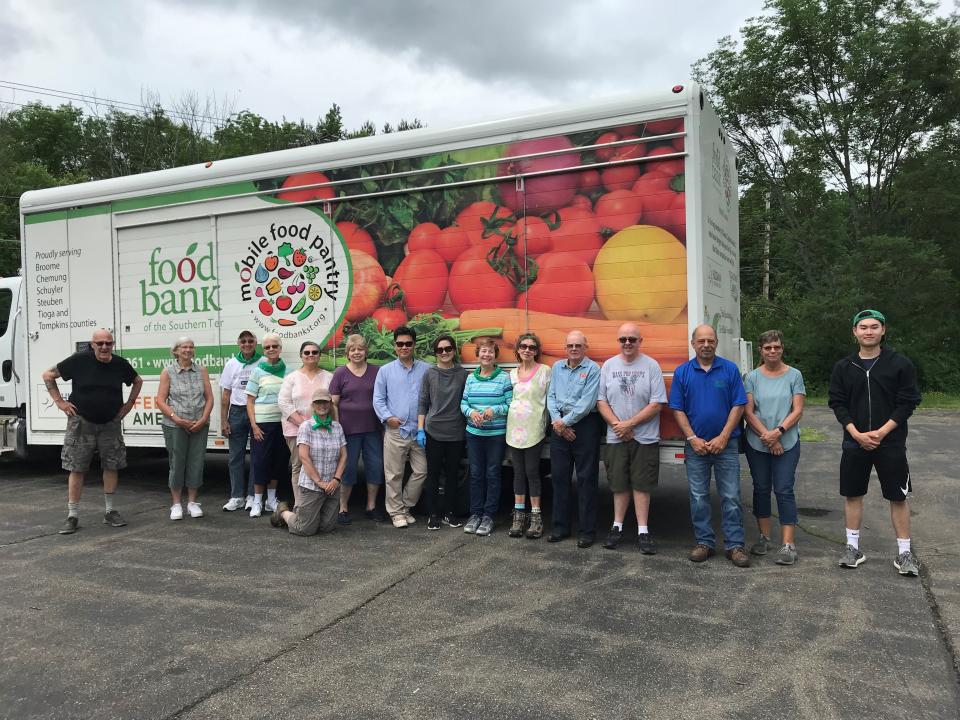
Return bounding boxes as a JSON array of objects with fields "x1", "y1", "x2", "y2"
[
  {"x1": 694, "y1": 0, "x2": 960, "y2": 236},
  {"x1": 742, "y1": 235, "x2": 959, "y2": 392},
  {"x1": 698, "y1": 0, "x2": 960, "y2": 392}
]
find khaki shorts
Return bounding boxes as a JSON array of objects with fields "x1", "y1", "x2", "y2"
[
  {"x1": 61, "y1": 416, "x2": 127, "y2": 472},
  {"x1": 603, "y1": 440, "x2": 659, "y2": 493}
]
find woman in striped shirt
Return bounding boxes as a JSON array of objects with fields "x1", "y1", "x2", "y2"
[{"x1": 460, "y1": 337, "x2": 513, "y2": 537}]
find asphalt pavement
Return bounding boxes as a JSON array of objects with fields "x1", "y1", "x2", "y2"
[{"x1": 1, "y1": 406, "x2": 958, "y2": 720}]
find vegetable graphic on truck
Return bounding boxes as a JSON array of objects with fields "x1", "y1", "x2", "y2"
[{"x1": 2, "y1": 83, "x2": 742, "y2": 463}]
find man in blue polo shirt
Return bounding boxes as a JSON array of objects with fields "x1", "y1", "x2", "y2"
[{"x1": 669, "y1": 324, "x2": 750, "y2": 567}]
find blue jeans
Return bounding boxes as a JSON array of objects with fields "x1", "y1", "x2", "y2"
[
  {"x1": 744, "y1": 442, "x2": 800, "y2": 525},
  {"x1": 465, "y1": 432, "x2": 505, "y2": 518},
  {"x1": 549, "y1": 413, "x2": 602, "y2": 537},
  {"x1": 684, "y1": 443, "x2": 745, "y2": 550},
  {"x1": 342, "y1": 430, "x2": 384, "y2": 486},
  {"x1": 227, "y1": 405, "x2": 255, "y2": 499}
]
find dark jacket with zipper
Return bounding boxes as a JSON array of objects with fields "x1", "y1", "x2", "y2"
[{"x1": 828, "y1": 347, "x2": 921, "y2": 448}]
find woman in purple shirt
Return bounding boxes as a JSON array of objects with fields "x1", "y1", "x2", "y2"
[{"x1": 329, "y1": 334, "x2": 385, "y2": 523}]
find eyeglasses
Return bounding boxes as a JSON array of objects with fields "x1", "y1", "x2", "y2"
[
  {"x1": 239, "y1": 339, "x2": 256, "y2": 344},
  {"x1": 395, "y1": 341, "x2": 414, "y2": 348},
  {"x1": 263, "y1": 344, "x2": 280, "y2": 350},
  {"x1": 93, "y1": 341, "x2": 114, "y2": 347},
  {"x1": 618, "y1": 336, "x2": 639, "y2": 344},
  {"x1": 518, "y1": 343, "x2": 538, "y2": 351},
  {"x1": 565, "y1": 343, "x2": 584, "y2": 350},
  {"x1": 302, "y1": 350, "x2": 320, "y2": 356},
  {"x1": 436, "y1": 345, "x2": 454, "y2": 354}
]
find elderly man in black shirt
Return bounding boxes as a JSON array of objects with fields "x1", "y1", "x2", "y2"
[{"x1": 42, "y1": 329, "x2": 143, "y2": 534}]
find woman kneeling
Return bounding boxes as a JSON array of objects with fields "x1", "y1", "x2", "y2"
[{"x1": 271, "y1": 390, "x2": 346, "y2": 536}]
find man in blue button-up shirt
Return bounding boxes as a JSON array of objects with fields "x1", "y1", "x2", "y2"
[
  {"x1": 373, "y1": 326, "x2": 430, "y2": 528},
  {"x1": 546, "y1": 330, "x2": 602, "y2": 547}
]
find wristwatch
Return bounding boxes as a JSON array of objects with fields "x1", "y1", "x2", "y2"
[
  {"x1": 332, "y1": 476, "x2": 342, "y2": 482},
  {"x1": 776, "y1": 425, "x2": 786, "y2": 434}
]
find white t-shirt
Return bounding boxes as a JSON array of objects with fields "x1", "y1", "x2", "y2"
[
  {"x1": 220, "y1": 356, "x2": 258, "y2": 406},
  {"x1": 598, "y1": 353, "x2": 667, "y2": 444}
]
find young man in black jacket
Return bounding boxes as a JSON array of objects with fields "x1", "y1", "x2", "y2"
[{"x1": 828, "y1": 309, "x2": 922, "y2": 576}]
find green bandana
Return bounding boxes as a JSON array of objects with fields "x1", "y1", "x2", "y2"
[
  {"x1": 236, "y1": 351, "x2": 262, "y2": 366},
  {"x1": 311, "y1": 413, "x2": 333, "y2": 431},
  {"x1": 258, "y1": 358, "x2": 286, "y2": 377},
  {"x1": 473, "y1": 365, "x2": 502, "y2": 381}
]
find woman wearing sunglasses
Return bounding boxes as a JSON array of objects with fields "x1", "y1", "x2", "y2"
[
  {"x1": 505, "y1": 333, "x2": 551, "y2": 539},
  {"x1": 417, "y1": 334, "x2": 469, "y2": 530},
  {"x1": 278, "y1": 341, "x2": 333, "y2": 509},
  {"x1": 245, "y1": 333, "x2": 294, "y2": 518},
  {"x1": 460, "y1": 337, "x2": 513, "y2": 537}
]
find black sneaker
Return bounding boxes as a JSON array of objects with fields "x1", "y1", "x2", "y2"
[
  {"x1": 442, "y1": 513, "x2": 462, "y2": 528},
  {"x1": 602, "y1": 526, "x2": 623, "y2": 550},
  {"x1": 59, "y1": 516, "x2": 79, "y2": 534},
  {"x1": 102, "y1": 510, "x2": 127, "y2": 527},
  {"x1": 365, "y1": 508, "x2": 387, "y2": 522},
  {"x1": 337, "y1": 511, "x2": 352, "y2": 526},
  {"x1": 637, "y1": 532, "x2": 658, "y2": 555},
  {"x1": 427, "y1": 515, "x2": 441, "y2": 531}
]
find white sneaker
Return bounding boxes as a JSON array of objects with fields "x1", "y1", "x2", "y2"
[
  {"x1": 222, "y1": 497, "x2": 244, "y2": 512},
  {"x1": 264, "y1": 497, "x2": 278, "y2": 512},
  {"x1": 244, "y1": 495, "x2": 254, "y2": 510},
  {"x1": 187, "y1": 502, "x2": 203, "y2": 518},
  {"x1": 170, "y1": 504, "x2": 183, "y2": 521},
  {"x1": 249, "y1": 501, "x2": 263, "y2": 518}
]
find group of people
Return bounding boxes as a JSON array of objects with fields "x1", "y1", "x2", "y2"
[{"x1": 44, "y1": 307, "x2": 922, "y2": 577}]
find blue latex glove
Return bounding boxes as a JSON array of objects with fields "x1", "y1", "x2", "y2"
[{"x1": 416, "y1": 429, "x2": 427, "y2": 448}]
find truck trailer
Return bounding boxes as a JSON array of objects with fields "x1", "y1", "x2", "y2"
[{"x1": 1, "y1": 83, "x2": 744, "y2": 461}]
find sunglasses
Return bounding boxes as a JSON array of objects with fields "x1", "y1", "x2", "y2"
[
  {"x1": 263, "y1": 344, "x2": 281, "y2": 350},
  {"x1": 618, "y1": 336, "x2": 639, "y2": 344},
  {"x1": 395, "y1": 341, "x2": 414, "y2": 348},
  {"x1": 518, "y1": 343, "x2": 538, "y2": 351},
  {"x1": 565, "y1": 343, "x2": 584, "y2": 350},
  {"x1": 302, "y1": 350, "x2": 320, "y2": 356},
  {"x1": 93, "y1": 341, "x2": 115, "y2": 347},
  {"x1": 436, "y1": 345, "x2": 454, "y2": 353},
  {"x1": 239, "y1": 339, "x2": 256, "y2": 344}
]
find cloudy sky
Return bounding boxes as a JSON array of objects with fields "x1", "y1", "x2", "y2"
[{"x1": 3, "y1": 0, "x2": 948, "y2": 135}]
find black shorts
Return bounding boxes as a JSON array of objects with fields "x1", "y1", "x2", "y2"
[{"x1": 839, "y1": 446, "x2": 912, "y2": 501}]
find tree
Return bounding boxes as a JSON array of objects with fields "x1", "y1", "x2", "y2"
[{"x1": 694, "y1": 0, "x2": 960, "y2": 237}]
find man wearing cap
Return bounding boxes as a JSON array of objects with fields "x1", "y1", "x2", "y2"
[
  {"x1": 669, "y1": 324, "x2": 750, "y2": 567},
  {"x1": 828, "y1": 309, "x2": 922, "y2": 576},
  {"x1": 270, "y1": 389, "x2": 347, "y2": 536}
]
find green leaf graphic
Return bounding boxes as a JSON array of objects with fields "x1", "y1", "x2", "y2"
[{"x1": 186, "y1": 242, "x2": 198, "y2": 256}]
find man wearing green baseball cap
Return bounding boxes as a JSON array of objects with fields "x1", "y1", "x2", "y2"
[{"x1": 828, "y1": 309, "x2": 922, "y2": 576}]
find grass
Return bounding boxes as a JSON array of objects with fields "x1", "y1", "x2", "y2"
[
  {"x1": 799, "y1": 427, "x2": 828, "y2": 442},
  {"x1": 806, "y1": 393, "x2": 960, "y2": 410}
]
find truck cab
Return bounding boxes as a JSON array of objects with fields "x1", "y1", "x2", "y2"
[{"x1": 0, "y1": 275, "x2": 27, "y2": 456}]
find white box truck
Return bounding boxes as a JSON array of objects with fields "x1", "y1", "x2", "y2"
[{"x1": 1, "y1": 83, "x2": 743, "y2": 461}]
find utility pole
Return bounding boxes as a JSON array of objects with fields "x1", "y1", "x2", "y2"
[{"x1": 762, "y1": 191, "x2": 770, "y2": 300}]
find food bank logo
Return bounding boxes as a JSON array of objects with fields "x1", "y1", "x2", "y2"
[
  {"x1": 140, "y1": 242, "x2": 219, "y2": 315},
  {"x1": 235, "y1": 219, "x2": 350, "y2": 337}
]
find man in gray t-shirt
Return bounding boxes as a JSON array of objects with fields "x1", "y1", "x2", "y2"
[{"x1": 596, "y1": 322, "x2": 667, "y2": 554}]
